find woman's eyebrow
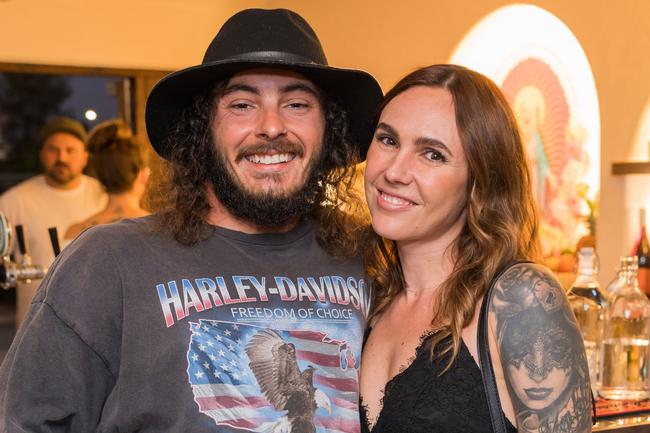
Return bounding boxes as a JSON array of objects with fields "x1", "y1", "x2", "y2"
[
  {"x1": 376, "y1": 122, "x2": 398, "y2": 137},
  {"x1": 415, "y1": 136, "x2": 452, "y2": 156},
  {"x1": 376, "y1": 122, "x2": 452, "y2": 156}
]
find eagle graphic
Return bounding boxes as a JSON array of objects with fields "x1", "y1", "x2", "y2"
[{"x1": 245, "y1": 329, "x2": 332, "y2": 433}]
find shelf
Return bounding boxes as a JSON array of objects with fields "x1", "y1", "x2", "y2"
[{"x1": 612, "y1": 161, "x2": 650, "y2": 175}]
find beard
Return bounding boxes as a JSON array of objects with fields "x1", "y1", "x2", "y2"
[
  {"x1": 207, "y1": 139, "x2": 325, "y2": 230},
  {"x1": 45, "y1": 162, "x2": 77, "y2": 186}
]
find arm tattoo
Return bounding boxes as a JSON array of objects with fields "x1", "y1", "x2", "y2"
[{"x1": 490, "y1": 264, "x2": 592, "y2": 433}]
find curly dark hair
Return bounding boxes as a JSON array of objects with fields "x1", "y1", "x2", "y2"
[{"x1": 152, "y1": 80, "x2": 366, "y2": 258}]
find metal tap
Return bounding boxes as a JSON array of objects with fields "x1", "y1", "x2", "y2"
[{"x1": 0, "y1": 211, "x2": 48, "y2": 289}]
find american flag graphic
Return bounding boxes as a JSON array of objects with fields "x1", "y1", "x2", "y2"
[{"x1": 187, "y1": 319, "x2": 360, "y2": 433}]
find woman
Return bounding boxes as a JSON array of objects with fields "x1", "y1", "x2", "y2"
[
  {"x1": 359, "y1": 65, "x2": 592, "y2": 433},
  {"x1": 64, "y1": 120, "x2": 150, "y2": 240}
]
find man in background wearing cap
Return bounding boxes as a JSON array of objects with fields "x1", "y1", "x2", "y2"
[
  {"x1": 0, "y1": 116, "x2": 107, "y2": 326},
  {"x1": 0, "y1": 9, "x2": 381, "y2": 432}
]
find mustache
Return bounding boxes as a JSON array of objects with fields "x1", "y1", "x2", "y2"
[
  {"x1": 53, "y1": 162, "x2": 70, "y2": 169},
  {"x1": 235, "y1": 139, "x2": 304, "y2": 162}
]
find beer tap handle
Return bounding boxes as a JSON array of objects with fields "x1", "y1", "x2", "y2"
[
  {"x1": 15, "y1": 224, "x2": 27, "y2": 256},
  {"x1": 48, "y1": 227, "x2": 61, "y2": 257}
]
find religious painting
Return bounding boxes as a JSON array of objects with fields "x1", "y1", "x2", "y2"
[
  {"x1": 501, "y1": 58, "x2": 592, "y2": 262},
  {"x1": 450, "y1": 4, "x2": 600, "y2": 272}
]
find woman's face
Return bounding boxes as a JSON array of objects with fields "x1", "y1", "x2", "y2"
[
  {"x1": 504, "y1": 317, "x2": 573, "y2": 411},
  {"x1": 364, "y1": 86, "x2": 469, "y2": 247}
]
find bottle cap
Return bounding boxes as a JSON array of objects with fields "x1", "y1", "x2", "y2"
[
  {"x1": 577, "y1": 247, "x2": 598, "y2": 274},
  {"x1": 621, "y1": 255, "x2": 639, "y2": 272}
]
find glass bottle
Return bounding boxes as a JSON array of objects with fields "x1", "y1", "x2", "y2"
[
  {"x1": 600, "y1": 256, "x2": 650, "y2": 400},
  {"x1": 567, "y1": 247, "x2": 606, "y2": 395},
  {"x1": 604, "y1": 257, "x2": 628, "y2": 296},
  {"x1": 635, "y1": 208, "x2": 650, "y2": 295}
]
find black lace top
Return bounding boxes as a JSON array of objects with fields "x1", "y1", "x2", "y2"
[{"x1": 360, "y1": 332, "x2": 517, "y2": 433}]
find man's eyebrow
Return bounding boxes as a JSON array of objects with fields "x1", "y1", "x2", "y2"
[
  {"x1": 222, "y1": 84, "x2": 259, "y2": 96},
  {"x1": 281, "y1": 83, "x2": 320, "y2": 99}
]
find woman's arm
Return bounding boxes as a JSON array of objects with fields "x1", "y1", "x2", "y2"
[{"x1": 489, "y1": 262, "x2": 592, "y2": 433}]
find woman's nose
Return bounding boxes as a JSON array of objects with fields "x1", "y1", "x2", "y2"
[
  {"x1": 527, "y1": 345, "x2": 550, "y2": 382},
  {"x1": 383, "y1": 150, "x2": 413, "y2": 184}
]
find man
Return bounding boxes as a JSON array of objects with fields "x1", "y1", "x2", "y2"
[
  {"x1": 0, "y1": 116, "x2": 107, "y2": 325},
  {"x1": 0, "y1": 9, "x2": 382, "y2": 432}
]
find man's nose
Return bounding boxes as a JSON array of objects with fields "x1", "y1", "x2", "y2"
[
  {"x1": 57, "y1": 150, "x2": 71, "y2": 162},
  {"x1": 255, "y1": 107, "x2": 287, "y2": 140}
]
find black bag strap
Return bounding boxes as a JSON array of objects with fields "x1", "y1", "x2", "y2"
[{"x1": 477, "y1": 260, "x2": 530, "y2": 433}]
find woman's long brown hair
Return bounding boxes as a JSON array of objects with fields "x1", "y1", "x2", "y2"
[{"x1": 365, "y1": 64, "x2": 541, "y2": 370}]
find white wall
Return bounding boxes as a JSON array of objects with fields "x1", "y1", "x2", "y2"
[{"x1": 1, "y1": 0, "x2": 649, "y2": 280}]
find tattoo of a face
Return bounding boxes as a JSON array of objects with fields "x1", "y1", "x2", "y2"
[{"x1": 491, "y1": 265, "x2": 592, "y2": 433}]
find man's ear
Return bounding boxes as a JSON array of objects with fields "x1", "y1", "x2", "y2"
[
  {"x1": 137, "y1": 167, "x2": 151, "y2": 185},
  {"x1": 82, "y1": 149, "x2": 90, "y2": 168}
]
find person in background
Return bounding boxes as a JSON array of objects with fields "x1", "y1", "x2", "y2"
[
  {"x1": 0, "y1": 116, "x2": 106, "y2": 325},
  {"x1": 359, "y1": 64, "x2": 592, "y2": 433},
  {"x1": 0, "y1": 8, "x2": 382, "y2": 432},
  {"x1": 64, "y1": 120, "x2": 150, "y2": 240}
]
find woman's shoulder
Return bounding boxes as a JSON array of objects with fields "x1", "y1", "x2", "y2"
[
  {"x1": 65, "y1": 208, "x2": 151, "y2": 240},
  {"x1": 64, "y1": 212, "x2": 101, "y2": 240},
  {"x1": 487, "y1": 261, "x2": 593, "y2": 432},
  {"x1": 489, "y1": 261, "x2": 567, "y2": 314}
]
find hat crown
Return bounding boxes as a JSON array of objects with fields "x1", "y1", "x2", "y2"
[
  {"x1": 202, "y1": 8, "x2": 328, "y2": 66},
  {"x1": 145, "y1": 8, "x2": 383, "y2": 162},
  {"x1": 39, "y1": 116, "x2": 87, "y2": 144}
]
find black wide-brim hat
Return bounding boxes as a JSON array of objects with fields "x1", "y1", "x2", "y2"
[{"x1": 146, "y1": 8, "x2": 383, "y2": 162}]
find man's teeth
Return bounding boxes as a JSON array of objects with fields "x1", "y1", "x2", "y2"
[
  {"x1": 381, "y1": 192, "x2": 413, "y2": 205},
  {"x1": 248, "y1": 153, "x2": 293, "y2": 164}
]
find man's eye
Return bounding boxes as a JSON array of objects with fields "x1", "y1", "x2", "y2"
[
  {"x1": 284, "y1": 101, "x2": 315, "y2": 113},
  {"x1": 230, "y1": 102, "x2": 252, "y2": 110}
]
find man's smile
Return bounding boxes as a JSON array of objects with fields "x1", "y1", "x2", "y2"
[{"x1": 246, "y1": 152, "x2": 295, "y2": 165}]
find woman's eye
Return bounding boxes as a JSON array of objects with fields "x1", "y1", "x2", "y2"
[
  {"x1": 375, "y1": 134, "x2": 396, "y2": 147},
  {"x1": 425, "y1": 149, "x2": 446, "y2": 162},
  {"x1": 507, "y1": 339, "x2": 530, "y2": 361}
]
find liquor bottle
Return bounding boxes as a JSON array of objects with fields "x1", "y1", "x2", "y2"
[
  {"x1": 604, "y1": 256, "x2": 628, "y2": 296},
  {"x1": 567, "y1": 247, "x2": 606, "y2": 395},
  {"x1": 600, "y1": 256, "x2": 650, "y2": 400},
  {"x1": 635, "y1": 208, "x2": 650, "y2": 295}
]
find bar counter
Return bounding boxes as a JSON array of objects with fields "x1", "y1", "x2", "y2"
[{"x1": 594, "y1": 413, "x2": 650, "y2": 432}]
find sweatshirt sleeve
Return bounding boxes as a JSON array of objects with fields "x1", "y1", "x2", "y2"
[
  {"x1": 0, "y1": 302, "x2": 115, "y2": 432},
  {"x1": 0, "y1": 226, "x2": 123, "y2": 432}
]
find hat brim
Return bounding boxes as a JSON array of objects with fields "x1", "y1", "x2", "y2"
[{"x1": 145, "y1": 60, "x2": 383, "y2": 163}]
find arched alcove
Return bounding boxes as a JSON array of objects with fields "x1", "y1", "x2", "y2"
[{"x1": 450, "y1": 4, "x2": 600, "y2": 269}]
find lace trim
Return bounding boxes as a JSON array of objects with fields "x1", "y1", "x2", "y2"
[{"x1": 361, "y1": 330, "x2": 437, "y2": 432}]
